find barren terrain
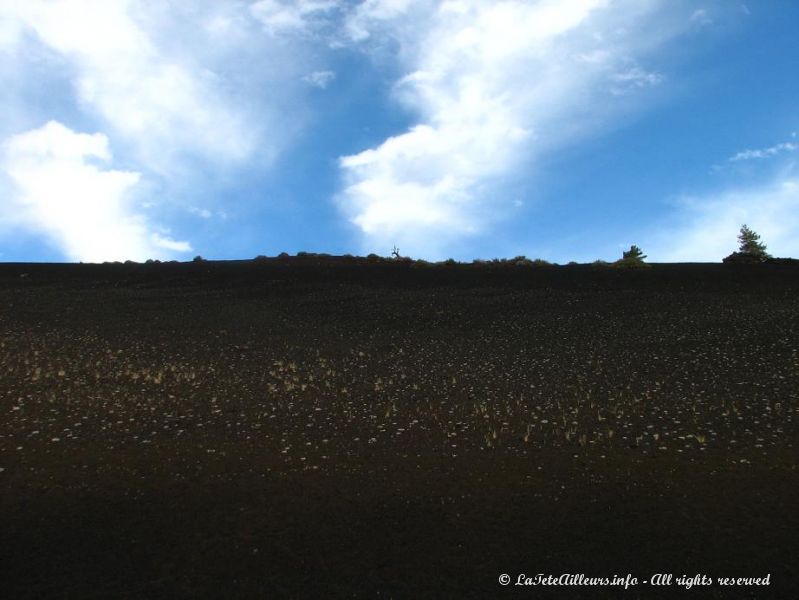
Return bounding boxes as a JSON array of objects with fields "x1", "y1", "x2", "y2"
[{"x1": 1, "y1": 259, "x2": 797, "y2": 598}]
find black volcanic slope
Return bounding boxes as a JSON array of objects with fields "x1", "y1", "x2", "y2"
[{"x1": 1, "y1": 260, "x2": 797, "y2": 598}]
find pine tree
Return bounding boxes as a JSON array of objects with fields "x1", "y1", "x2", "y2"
[
  {"x1": 737, "y1": 225, "x2": 770, "y2": 259},
  {"x1": 613, "y1": 245, "x2": 649, "y2": 268},
  {"x1": 622, "y1": 245, "x2": 646, "y2": 262}
]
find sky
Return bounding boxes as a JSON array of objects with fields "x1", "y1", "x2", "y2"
[{"x1": 0, "y1": 0, "x2": 797, "y2": 264}]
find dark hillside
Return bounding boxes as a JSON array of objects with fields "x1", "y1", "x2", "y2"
[{"x1": 1, "y1": 261, "x2": 797, "y2": 598}]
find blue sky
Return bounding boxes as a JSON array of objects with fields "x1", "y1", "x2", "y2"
[{"x1": 1, "y1": 0, "x2": 797, "y2": 263}]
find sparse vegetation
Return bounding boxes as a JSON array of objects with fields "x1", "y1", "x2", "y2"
[
  {"x1": 724, "y1": 224, "x2": 771, "y2": 263},
  {"x1": 388, "y1": 246, "x2": 413, "y2": 263},
  {"x1": 1, "y1": 261, "x2": 798, "y2": 597},
  {"x1": 411, "y1": 259, "x2": 433, "y2": 268},
  {"x1": 612, "y1": 245, "x2": 649, "y2": 268},
  {"x1": 623, "y1": 245, "x2": 646, "y2": 261},
  {"x1": 738, "y1": 224, "x2": 769, "y2": 257}
]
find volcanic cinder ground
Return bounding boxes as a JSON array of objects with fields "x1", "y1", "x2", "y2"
[{"x1": 1, "y1": 259, "x2": 797, "y2": 598}]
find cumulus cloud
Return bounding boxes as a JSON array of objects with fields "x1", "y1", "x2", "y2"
[
  {"x1": 1, "y1": 121, "x2": 190, "y2": 262},
  {"x1": 647, "y1": 175, "x2": 799, "y2": 262},
  {"x1": 0, "y1": 0, "x2": 341, "y2": 259},
  {"x1": 0, "y1": 0, "x2": 304, "y2": 171},
  {"x1": 335, "y1": 0, "x2": 690, "y2": 256}
]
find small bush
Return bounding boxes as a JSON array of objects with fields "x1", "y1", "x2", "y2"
[
  {"x1": 193, "y1": 255, "x2": 205, "y2": 262},
  {"x1": 277, "y1": 252, "x2": 290, "y2": 259},
  {"x1": 612, "y1": 259, "x2": 651, "y2": 269},
  {"x1": 367, "y1": 253, "x2": 382, "y2": 262},
  {"x1": 410, "y1": 259, "x2": 432, "y2": 268},
  {"x1": 511, "y1": 256, "x2": 552, "y2": 266},
  {"x1": 765, "y1": 257, "x2": 799, "y2": 265},
  {"x1": 723, "y1": 251, "x2": 763, "y2": 264},
  {"x1": 253, "y1": 255, "x2": 269, "y2": 262}
]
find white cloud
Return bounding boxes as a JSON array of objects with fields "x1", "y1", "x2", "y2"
[
  {"x1": 1, "y1": 121, "x2": 191, "y2": 262},
  {"x1": 690, "y1": 9, "x2": 713, "y2": 26},
  {"x1": 336, "y1": 0, "x2": 689, "y2": 257},
  {"x1": 648, "y1": 175, "x2": 799, "y2": 262},
  {"x1": 189, "y1": 206, "x2": 213, "y2": 219},
  {"x1": 728, "y1": 141, "x2": 798, "y2": 162},
  {"x1": 345, "y1": 0, "x2": 418, "y2": 41},
  {"x1": 250, "y1": 0, "x2": 339, "y2": 35},
  {"x1": 0, "y1": 0, "x2": 305, "y2": 171},
  {"x1": 303, "y1": 70, "x2": 336, "y2": 88},
  {"x1": 610, "y1": 65, "x2": 664, "y2": 95},
  {"x1": 0, "y1": 0, "x2": 339, "y2": 259},
  {"x1": 150, "y1": 232, "x2": 192, "y2": 252},
  {"x1": 0, "y1": 11, "x2": 22, "y2": 49}
]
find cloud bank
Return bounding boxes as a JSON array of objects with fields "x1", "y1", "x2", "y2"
[
  {"x1": 1, "y1": 0, "x2": 265, "y2": 170},
  {"x1": 0, "y1": 0, "x2": 786, "y2": 264},
  {"x1": 0, "y1": 0, "x2": 336, "y2": 260},
  {"x1": 1, "y1": 121, "x2": 190, "y2": 262},
  {"x1": 649, "y1": 173, "x2": 799, "y2": 262},
  {"x1": 334, "y1": 0, "x2": 687, "y2": 257}
]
